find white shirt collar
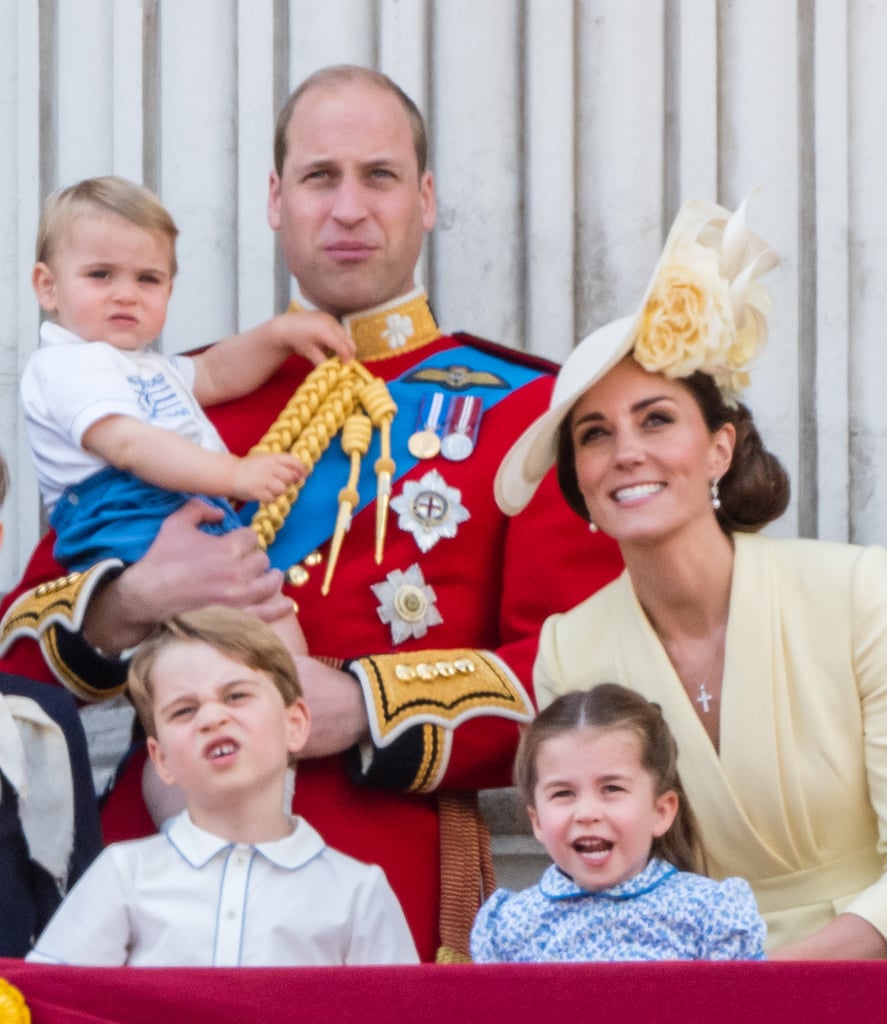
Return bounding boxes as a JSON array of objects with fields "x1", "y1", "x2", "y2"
[
  {"x1": 39, "y1": 320, "x2": 87, "y2": 348},
  {"x1": 164, "y1": 810, "x2": 327, "y2": 870}
]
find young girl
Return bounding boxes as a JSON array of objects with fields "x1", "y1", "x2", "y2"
[{"x1": 470, "y1": 685, "x2": 766, "y2": 961}]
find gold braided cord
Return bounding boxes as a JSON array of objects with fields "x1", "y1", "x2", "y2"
[
  {"x1": 340, "y1": 413, "x2": 373, "y2": 463},
  {"x1": 360, "y1": 376, "x2": 398, "y2": 563},
  {"x1": 363, "y1": 377, "x2": 397, "y2": 480},
  {"x1": 321, "y1": 414, "x2": 373, "y2": 595},
  {"x1": 249, "y1": 359, "x2": 397, "y2": 554},
  {"x1": 250, "y1": 359, "x2": 352, "y2": 455},
  {"x1": 359, "y1": 375, "x2": 397, "y2": 427},
  {"x1": 436, "y1": 791, "x2": 496, "y2": 963}
]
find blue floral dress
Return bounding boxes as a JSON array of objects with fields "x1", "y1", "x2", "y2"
[{"x1": 470, "y1": 857, "x2": 766, "y2": 962}]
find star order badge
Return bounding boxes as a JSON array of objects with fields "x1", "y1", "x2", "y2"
[
  {"x1": 371, "y1": 563, "x2": 443, "y2": 644},
  {"x1": 391, "y1": 469, "x2": 470, "y2": 553}
]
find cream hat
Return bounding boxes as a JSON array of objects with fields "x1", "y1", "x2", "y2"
[{"x1": 495, "y1": 194, "x2": 778, "y2": 516}]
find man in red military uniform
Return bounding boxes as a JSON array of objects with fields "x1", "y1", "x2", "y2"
[{"x1": 0, "y1": 66, "x2": 622, "y2": 961}]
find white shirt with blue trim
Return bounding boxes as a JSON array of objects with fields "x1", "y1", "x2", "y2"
[
  {"x1": 21, "y1": 322, "x2": 227, "y2": 509},
  {"x1": 27, "y1": 810, "x2": 418, "y2": 966}
]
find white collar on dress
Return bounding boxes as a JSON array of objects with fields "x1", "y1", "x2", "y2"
[{"x1": 538, "y1": 856, "x2": 677, "y2": 902}]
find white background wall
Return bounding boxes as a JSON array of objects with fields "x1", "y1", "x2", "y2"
[{"x1": 1, "y1": 0, "x2": 884, "y2": 593}]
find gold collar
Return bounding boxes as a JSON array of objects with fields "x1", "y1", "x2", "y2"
[{"x1": 288, "y1": 288, "x2": 442, "y2": 362}]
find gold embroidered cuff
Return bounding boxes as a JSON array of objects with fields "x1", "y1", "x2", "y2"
[
  {"x1": 409, "y1": 723, "x2": 449, "y2": 793},
  {"x1": 348, "y1": 648, "x2": 534, "y2": 751},
  {"x1": 0, "y1": 560, "x2": 128, "y2": 697}
]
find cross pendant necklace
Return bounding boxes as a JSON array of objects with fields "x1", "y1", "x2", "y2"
[{"x1": 696, "y1": 684, "x2": 713, "y2": 713}]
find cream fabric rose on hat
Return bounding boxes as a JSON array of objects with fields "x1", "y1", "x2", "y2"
[
  {"x1": 634, "y1": 253, "x2": 734, "y2": 380},
  {"x1": 633, "y1": 198, "x2": 774, "y2": 407}
]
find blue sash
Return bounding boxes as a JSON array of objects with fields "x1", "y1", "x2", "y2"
[{"x1": 241, "y1": 345, "x2": 544, "y2": 570}]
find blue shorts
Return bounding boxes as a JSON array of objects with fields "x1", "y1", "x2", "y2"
[{"x1": 50, "y1": 466, "x2": 245, "y2": 571}]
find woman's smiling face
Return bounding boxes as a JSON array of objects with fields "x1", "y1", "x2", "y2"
[{"x1": 569, "y1": 357, "x2": 734, "y2": 546}]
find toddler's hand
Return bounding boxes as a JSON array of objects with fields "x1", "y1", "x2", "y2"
[
  {"x1": 231, "y1": 452, "x2": 306, "y2": 502},
  {"x1": 275, "y1": 310, "x2": 355, "y2": 365}
]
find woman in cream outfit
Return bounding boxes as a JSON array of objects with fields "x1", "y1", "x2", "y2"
[{"x1": 495, "y1": 197, "x2": 887, "y2": 959}]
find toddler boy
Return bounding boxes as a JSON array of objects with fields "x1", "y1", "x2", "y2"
[{"x1": 24, "y1": 175, "x2": 354, "y2": 652}]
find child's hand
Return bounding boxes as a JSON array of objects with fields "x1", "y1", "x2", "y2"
[
  {"x1": 231, "y1": 452, "x2": 307, "y2": 503},
  {"x1": 274, "y1": 310, "x2": 355, "y2": 365}
]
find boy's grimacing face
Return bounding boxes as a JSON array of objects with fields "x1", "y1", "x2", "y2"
[
  {"x1": 32, "y1": 212, "x2": 174, "y2": 351},
  {"x1": 145, "y1": 640, "x2": 309, "y2": 817}
]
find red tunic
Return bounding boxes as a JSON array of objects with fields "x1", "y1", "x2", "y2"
[{"x1": 0, "y1": 312, "x2": 622, "y2": 961}]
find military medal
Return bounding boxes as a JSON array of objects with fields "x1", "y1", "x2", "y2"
[
  {"x1": 408, "y1": 391, "x2": 446, "y2": 459},
  {"x1": 441, "y1": 396, "x2": 483, "y2": 461},
  {"x1": 408, "y1": 430, "x2": 441, "y2": 459}
]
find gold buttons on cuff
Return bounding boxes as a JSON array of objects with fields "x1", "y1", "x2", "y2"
[
  {"x1": 34, "y1": 572, "x2": 82, "y2": 597},
  {"x1": 394, "y1": 659, "x2": 476, "y2": 682}
]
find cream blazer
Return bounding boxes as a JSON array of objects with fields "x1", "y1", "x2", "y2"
[{"x1": 536, "y1": 532, "x2": 887, "y2": 950}]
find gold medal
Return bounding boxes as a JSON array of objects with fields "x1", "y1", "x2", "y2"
[
  {"x1": 408, "y1": 428, "x2": 442, "y2": 459},
  {"x1": 408, "y1": 392, "x2": 446, "y2": 460}
]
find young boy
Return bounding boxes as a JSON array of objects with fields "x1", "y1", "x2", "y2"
[
  {"x1": 27, "y1": 605, "x2": 419, "y2": 966},
  {"x1": 23, "y1": 175, "x2": 353, "y2": 651}
]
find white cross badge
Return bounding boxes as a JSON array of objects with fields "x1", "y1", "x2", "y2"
[{"x1": 391, "y1": 469, "x2": 470, "y2": 553}]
